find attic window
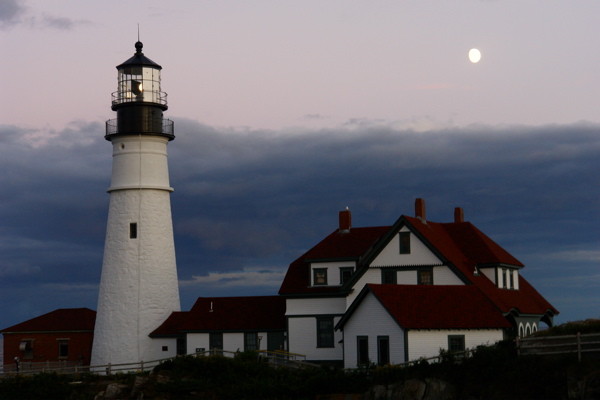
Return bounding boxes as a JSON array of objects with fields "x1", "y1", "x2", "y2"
[
  {"x1": 399, "y1": 232, "x2": 411, "y2": 254},
  {"x1": 313, "y1": 268, "x2": 327, "y2": 286}
]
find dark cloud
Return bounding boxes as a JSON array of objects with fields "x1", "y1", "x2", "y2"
[
  {"x1": 38, "y1": 13, "x2": 91, "y2": 30},
  {"x1": 1, "y1": 119, "x2": 598, "y2": 330},
  {"x1": 0, "y1": 0, "x2": 25, "y2": 28},
  {"x1": 0, "y1": 1, "x2": 89, "y2": 30}
]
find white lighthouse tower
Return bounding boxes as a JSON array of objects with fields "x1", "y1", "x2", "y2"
[{"x1": 91, "y1": 41, "x2": 180, "y2": 368}]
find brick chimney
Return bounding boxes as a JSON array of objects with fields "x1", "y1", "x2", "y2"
[
  {"x1": 454, "y1": 207, "x2": 464, "y2": 223},
  {"x1": 415, "y1": 198, "x2": 426, "y2": 221},
  {"x1": 339, "y1": 207, "x2": 351, "y2": 233}
]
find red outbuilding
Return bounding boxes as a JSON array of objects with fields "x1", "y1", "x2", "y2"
[{"x1": 1, "y1": 308, "x2": 96, "y2": 372}]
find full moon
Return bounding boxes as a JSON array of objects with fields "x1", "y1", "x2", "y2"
[{"x1": 469, "y1": 48, "x2": 481, "y2": 63}]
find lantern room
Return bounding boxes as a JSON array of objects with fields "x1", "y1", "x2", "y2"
[
  {"x1": 112, "y1": 41, "x2": 167, "y2": 110},
  {"x1": 106, "y1": 41, "x2": 174, "y2": 140}
]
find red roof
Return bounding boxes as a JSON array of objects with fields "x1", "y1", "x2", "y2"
[
  {"x1": 1, "y1": 308, "x2": 96, "y2": 333},
  {"x1": 351, "y1": 284, "x2": 511, "y2": 329},
  {"x1": 151, "y1": 296, "x2": 286, "y2": 336},
  {"x1": 279, "y1": 226, "x2": 390, "y2": 295},
  {"x1": 404, "y1": 217, "x2": 557, "y2": 315},
  {"x1": 279, "y1": 213, "x2": 557, "y2": 317}
]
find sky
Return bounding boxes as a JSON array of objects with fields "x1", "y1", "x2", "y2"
[{"x1": 0, "y1": 0, "x2": 598, "y2": 332}]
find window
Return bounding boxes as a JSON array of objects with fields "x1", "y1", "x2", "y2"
[
  {"x1": 130, "y1": 222, "x2": 137, "y2": 239},
  {"x1": 502, "y1": 268, "x2": 508, "y2": 288},
  {"x1": 313, "y1": 268, "x2": 328, "y2": 286},
  {"x1": 518, "y1": 324, "x2": 525, "y2": 338},
  {"x1": 509, "y1": 269, "x2": 514, "y2": 289},
  {"x1": 317, "y1": 317, "x2": 334, "y2": 348},
  {"x1": 162, "y1": 346, "x2": 168, "y2": 352},
  {"x1": 448, "y1": 335, "x2": 465, "y2": 352},
  {"x1": 399, "y1": 232, "x2": 411, "y2": 254},
  {"x1": 418, "y1": 269, "x2": 432, "y2": 285},
  {"x1": 19, "y1": 340, "x2": 33, "y2": 359},
  {"x1": 381, "y1": 269, "x2": 397, "y2": 284},
  {"x1": 357, "y1": 336, "x2": 369, "y2": 365},
  {"x1": 497, "y1": 268, "x2": 503, "y2": 288},
  {"x1": 209, "y1": 332, "x2": 223, "y2": 351},
  {"x1": 340, "y1": 267, "x2": 354, "y2": 284},
  {"x1": 176, "y1": 337, "x2": 187, "y2": 355},
  {"x1": 58, "y1": 339, "x2": 69, "y2": 358},
  {"x1": 245, "y1": 332, "x2": 258, "y2": 351},
  {"x1": 378, "y1": 336, "x2": 390, "y2": 365}
]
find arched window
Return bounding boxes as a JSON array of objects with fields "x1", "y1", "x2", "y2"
[
  {"x1": 518, "y1": 323, "x2": 524, "y2": 338},
  {"x1": 532, "y1": 324, "x2": 538, "y2": 333},
  {"x1": 525, "y1": 324, "x2": 531, "y2": 336}
]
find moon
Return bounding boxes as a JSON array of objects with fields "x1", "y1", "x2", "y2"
[{"x1": 469, "y1": 48, "x2": 481, "y2": 63}]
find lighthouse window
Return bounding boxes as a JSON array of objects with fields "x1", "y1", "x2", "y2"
[{"x1": 130, "y1": 223, "x2": 138, "y2": 239}]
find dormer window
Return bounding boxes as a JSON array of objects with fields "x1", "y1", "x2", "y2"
[
  {"x1": 399, "y1": 232, "x2": 411, "y2": 254},
  {"x1": 313, "y1": 268, "x2": 327, "y2": 286},
  {"x1": 496, "y1": 267, "x2": 519, "y2": 290},
  {"x1": 340, "y1": 267, "x2": 354, "y2": 284}
]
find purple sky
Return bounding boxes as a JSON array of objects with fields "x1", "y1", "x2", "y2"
[{"x1": 0, "y1": 0, "x2": 598, "y2": 331}]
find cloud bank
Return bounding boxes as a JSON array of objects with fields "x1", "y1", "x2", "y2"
[{"x1": 0, "y1": 119, "x2": 598, "y2": 329}]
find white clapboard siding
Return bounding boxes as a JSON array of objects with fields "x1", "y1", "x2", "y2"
[
  {"x1": 481, "y1": 267, "x2": 496, "y2": 283},
  {"x1": 152, "y1": 338, "x2": 177, "y2": 359},
  {"x1": 346, "y1": 268, "x2": 381, "y2": 308},
  {"x1": 224, "y1": 333, "x2": 245, "y2": 353},
  {"x1": 370, "y1": 228, "x2": 442, "y2": 267},
  {"x1": 286, "y1": 297, "x2": 346, "y2": 316},
  {"x1": 288, "y1": 316, "x2": 343, "y2": 361},
  {"x1": 433, "y1": 266, "x2": 465, "y2": 285},
  {"x1": 407, "y1": 329, "x2": 504, "y2": 360},
  {"x1": 396, "y1": 270, "x2": 415, "y2": 284},
  {"x1": 187, "y1": 333, "x2": 210, "y2": 354},
  {"x1": 342, "y1": 293, "x2": 405, "y2": 368}
]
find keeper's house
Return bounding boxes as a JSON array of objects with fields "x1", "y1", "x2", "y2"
[{"x1": 279, "y1": 199, "x2": 558, "y2": 367}]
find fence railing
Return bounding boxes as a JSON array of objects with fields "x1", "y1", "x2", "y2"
[
  {"x1": 517, "y1": 332, "x2": 600, "y2": 362},
  {"x1": 1, "y1": 349, "x2": 312, "y2": 377}
]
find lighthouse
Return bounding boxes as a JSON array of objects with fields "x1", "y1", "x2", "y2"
[{"x1": 91, "y1": 41, "x2": 180, "y2": 368}]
